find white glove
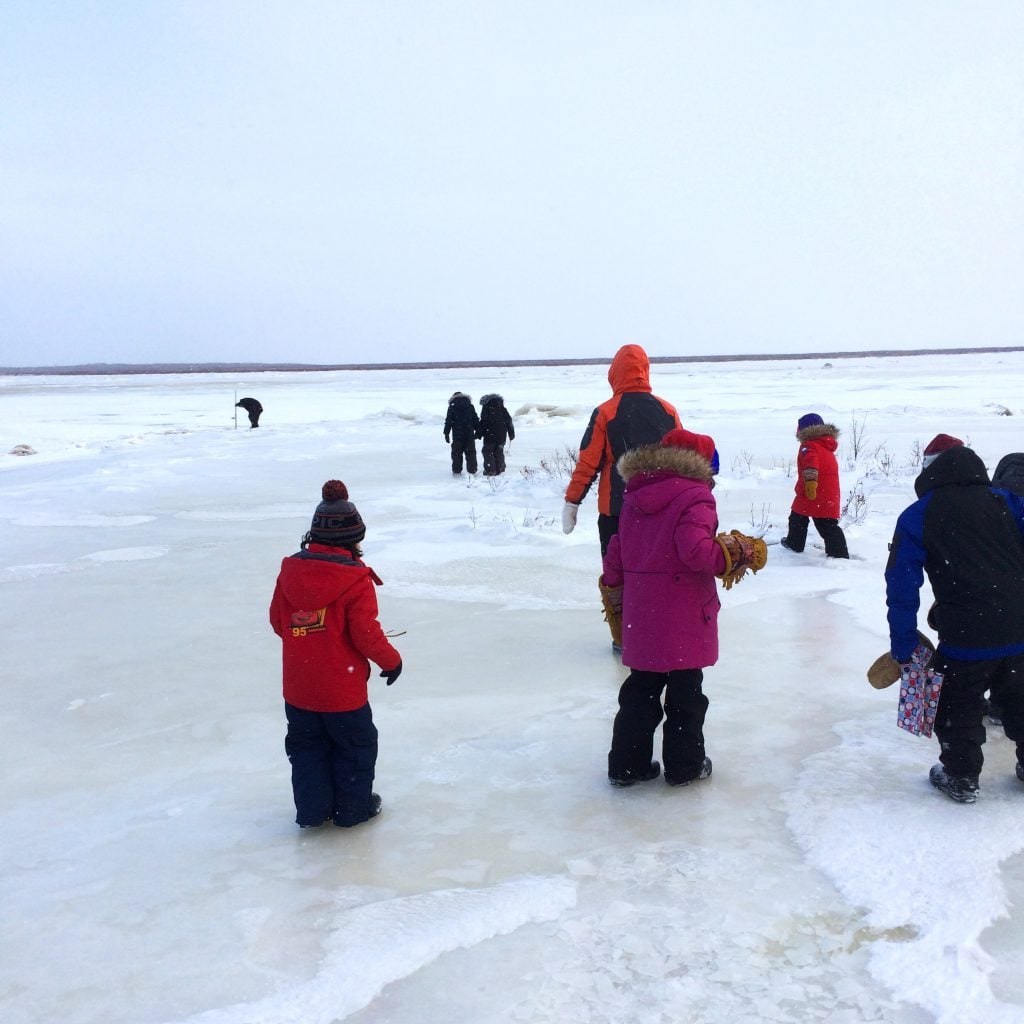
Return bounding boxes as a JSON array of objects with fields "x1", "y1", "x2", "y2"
[{"x1": 562, "y1": 502, "x2": 579, "y2": 534}]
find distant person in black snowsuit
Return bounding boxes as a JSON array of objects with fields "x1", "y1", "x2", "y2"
[
  {"x1": 443, "y1": 392, "x2": 480, "y2": 475},
  {"x1": 477, "y1": 394, "x2": 515, "y2": 476},
  {"x1": 236, "y1": 397, "x2": 263, "y2": 428}
]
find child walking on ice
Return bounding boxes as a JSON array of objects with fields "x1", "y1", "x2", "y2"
[
  {"x1": 780, "y1": 413, "x2": 849, "y2": 559},
  {"x1": 269, "y1": 480, "x2": 403, "y2": 828},
  {"x1": 601, "y1": 429, "x2": 766, "y2": 787}
]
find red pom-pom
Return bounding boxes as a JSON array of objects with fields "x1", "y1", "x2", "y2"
[{"x1": 322, "y1": 479, "x2": 348, "y2": 501}]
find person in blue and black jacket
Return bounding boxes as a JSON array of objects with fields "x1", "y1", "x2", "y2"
[{"x1": 885, "y1": 433, "x2": 1024, "y2": 803}]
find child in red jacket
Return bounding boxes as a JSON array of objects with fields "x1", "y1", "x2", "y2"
[
  {"x1": 269, "y1": 480, "x2": 402, "y2": 828},
  {"x1": 780, "y1": 413, "x2": 849, "y2": 558}
]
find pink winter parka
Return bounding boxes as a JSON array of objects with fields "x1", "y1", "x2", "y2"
[{"x1": 602, "y1": 445, "x2": 727, "y2": 672}]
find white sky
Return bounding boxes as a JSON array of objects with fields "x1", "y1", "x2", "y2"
[{"x1": 3, "y1": 1, "x2": 1023, "y2": 367}]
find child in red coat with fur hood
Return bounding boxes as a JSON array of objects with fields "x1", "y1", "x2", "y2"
[
  {"x1": 780, "y1": 413, "x2": 849, "y2": 559},
  {"x1": 270, "y1": 481, "x2": 402, "y2": 829}
]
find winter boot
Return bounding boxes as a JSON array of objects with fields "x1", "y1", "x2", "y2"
[
  {"x1": 599, "y1": 577, "x2": 623, "y2": 653},
  {"x1": 1016, "y1": 763, "x2": 1024, "y2": 783},
  {"x1": 666, "y1": 757, "x2": 713, "y2": 787},
  {"x1": 369, "y1": 793, "x2": 383, "y2": 818},
  {"x1": 929, "y1": 763, "x2": 979, "y2": 804},
  {"x1": 608, "y1": 761, "x2": 661, "y2": 787}
]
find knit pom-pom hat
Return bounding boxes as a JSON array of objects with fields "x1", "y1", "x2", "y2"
[{"x1": 307, "y1": 479, "x2": 365, "y2": 547}]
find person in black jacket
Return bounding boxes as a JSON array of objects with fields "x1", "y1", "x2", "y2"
[
  {"x1": 885, "y1": 433, "x2": 1024, "y2": 802},
  {"x1": 236, "y1": 397, "x2": 263, "y2": 428},
  {"x1": 477, "y1": 394, "x2": 515, "y2": 476},
  {"x1": 443, "y1": 392, "x2": 480, "y2": 475}
]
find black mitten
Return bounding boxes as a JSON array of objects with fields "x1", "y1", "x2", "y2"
[{"x1": 380, "y1": 660, "x2": 403, "y2": 686}]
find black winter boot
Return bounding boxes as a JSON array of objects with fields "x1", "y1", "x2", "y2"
[
  {"x1": 929, "y1": 763, "x2": 979, "y2": 804},
  {"x1": 609, "y1": 761, "x2": 661, "y2": 787},
  {"x1": 666, "y1": 757, "x2": 713, "y2": 787}
]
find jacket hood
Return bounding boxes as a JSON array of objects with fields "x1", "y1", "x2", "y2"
[
  {"x1": 617, "y1": 443, "x2": 714, "y2": 484},
  {"x1": 449, "y1": 392, "x2": 473, "y2": 405},
  {"x1": 915, "y1": 445, "x2": 990, "y2": 498},
  {"x1": 796, "y1": 423, "x2": 840, "y2": 444},
  {"x1": 277, "y1": 548, "x2": 370, "y2": 608},
  {"x1": 993, "y1": 453, "x2": 1024, "y2": 496},
  {"x1": 607, "y1": 344, "x2": 652, "y2": 396},
  {"x1": 479, "y1": 393, "x2": 504, "y2": 405}
]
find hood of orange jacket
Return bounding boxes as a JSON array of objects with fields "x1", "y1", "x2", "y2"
[{"x1": 607, "y1": 344, "x2": 652, "y2": 396}]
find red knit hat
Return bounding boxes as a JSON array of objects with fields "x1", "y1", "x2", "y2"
[
  {"x1": 661, "y1": 428, "x2": 716, "y2": 465},
  {"x1": 922, "y1": 433, "x2": 964, "y2": 468}
]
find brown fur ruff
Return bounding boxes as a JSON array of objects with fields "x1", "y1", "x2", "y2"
[
  {"x1": 797, "y1": 423, "x2": 840, "y2": 444},
  {"x1": 617, "y1": 444, "x2": 714, "y2": 484}
]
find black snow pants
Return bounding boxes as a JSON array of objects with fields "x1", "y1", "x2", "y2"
[
  {"x1": 608, "y1": 669, "x2": 709, "y2": 784},
  {"x1": 284, "y1": 702, "x2": 378, "y2": 827},
  {"x1": 932, "y1": 652, "x2": 1024, "y2": 778},
  {"x1": 482, "y1": 441, "x2": 507, "y2": 476},
  {"x1": 784, "y1": 512, "x2": 848, "y2": 558},
  {"x1": 450, "y1": 436, "x2": 478, "y2": 475}
]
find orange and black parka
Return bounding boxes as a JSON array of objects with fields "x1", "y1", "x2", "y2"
[{"x1": 564, "y1": 344, "x2": 681, "y2": 517}]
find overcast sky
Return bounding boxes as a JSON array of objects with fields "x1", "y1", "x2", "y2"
[{"x1": 3, "y1": 2, "x2": 1023, "y2": 367}]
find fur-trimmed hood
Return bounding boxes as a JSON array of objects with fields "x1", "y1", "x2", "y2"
[
  {"x1": 617, "y1": 443, "x2": 714, "y2": 484},
  {"x1": 796, "y1": 422, "x2": 840, "y2": 444},
  {"x1": 479, "y1": 393, "x2": 504, "y2": 406}
]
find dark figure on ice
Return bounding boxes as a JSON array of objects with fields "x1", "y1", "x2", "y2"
[
  {"x1": 236, "y1": 397, "x2": 263, "y2": 428},
  {"x1": 269, "y1": 480, "x2": 403, "y2": 828},
  {"x1": 443, "y1": 392, "x2": 480, "y2": 475},
  {"x1": 885, "y1": 433, "x2": 1024, "y2": 803},
  {"x1": 477, "y1": 394, "x2": 515, "y2": 476},
  {"x1": 780, "y1": 413, "x2": 849, "y2": 558}
]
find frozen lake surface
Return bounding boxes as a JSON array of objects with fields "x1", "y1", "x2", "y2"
[{"x1": 3, "y1": 353, "x2": 1024, "y2": 1024}]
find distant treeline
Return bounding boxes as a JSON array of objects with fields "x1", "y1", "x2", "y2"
[{"x1": 2, "y1": 346, "x2": 1023, "y2": 376}]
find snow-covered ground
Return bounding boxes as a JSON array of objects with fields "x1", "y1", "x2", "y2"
[{"x1": 3, "y1": 352, "x2": 1024, "y2": 1024}]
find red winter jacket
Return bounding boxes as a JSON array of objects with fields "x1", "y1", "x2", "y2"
[
  {"x1": 791, "y1": 425, "x2": 842, "y2": 519},
  {"x1": 269, "y1": 544, "x2": 401, "y2": 712}
]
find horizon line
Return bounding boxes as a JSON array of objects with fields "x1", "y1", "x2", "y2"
[{"x1": 2, "y1": 344, "x2": 1023, "y2": 376}]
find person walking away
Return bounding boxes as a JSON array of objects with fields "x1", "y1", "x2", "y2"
[
  {"x1": 561, "y1": 344, "x2": 681, "y2": 650},
  {"x1": 444, "y1": 392, "x2": 480, "y2": 475},
  {"x1": 269, "y1": 480, "x2": 403, "y2": 828},
  {"x1": 236, "y1": 397, "x2": 263, "y2": 428},
  {"x1": 885, "y1": 433, "x2": 1024, "y2": 803},
  {"x1": 780, "y1": 413, "x2": 848, "y2": 558},
  {"x1": 601, "y1": 428, "x2": 766, "y2": 787},
  {"x1": 477, "y1": 394, "x2": 515, "y2": 476}
]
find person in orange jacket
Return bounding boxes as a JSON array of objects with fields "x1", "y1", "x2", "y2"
[
  {"x1": 780, "y1": 413, "x2": 849, "y2": 558},
  {"x1": 562, "y1": 344, "x2": 681, "y2": 649}
]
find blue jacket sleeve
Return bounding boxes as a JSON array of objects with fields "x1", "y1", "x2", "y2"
[
  {"x1": 994, "y1": 488, "x2": 1024, "y2": 535},
  {"x1": 885, "y1": 499, "x2": 928, "y2": 662}
]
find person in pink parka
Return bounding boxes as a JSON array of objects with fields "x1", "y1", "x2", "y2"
[
  {"x1": 601, "y1": 428, "x2": 725, "y2": 787},
  {"x1": 780, "y1": 412, "x2": 849, "y2": 559}
]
